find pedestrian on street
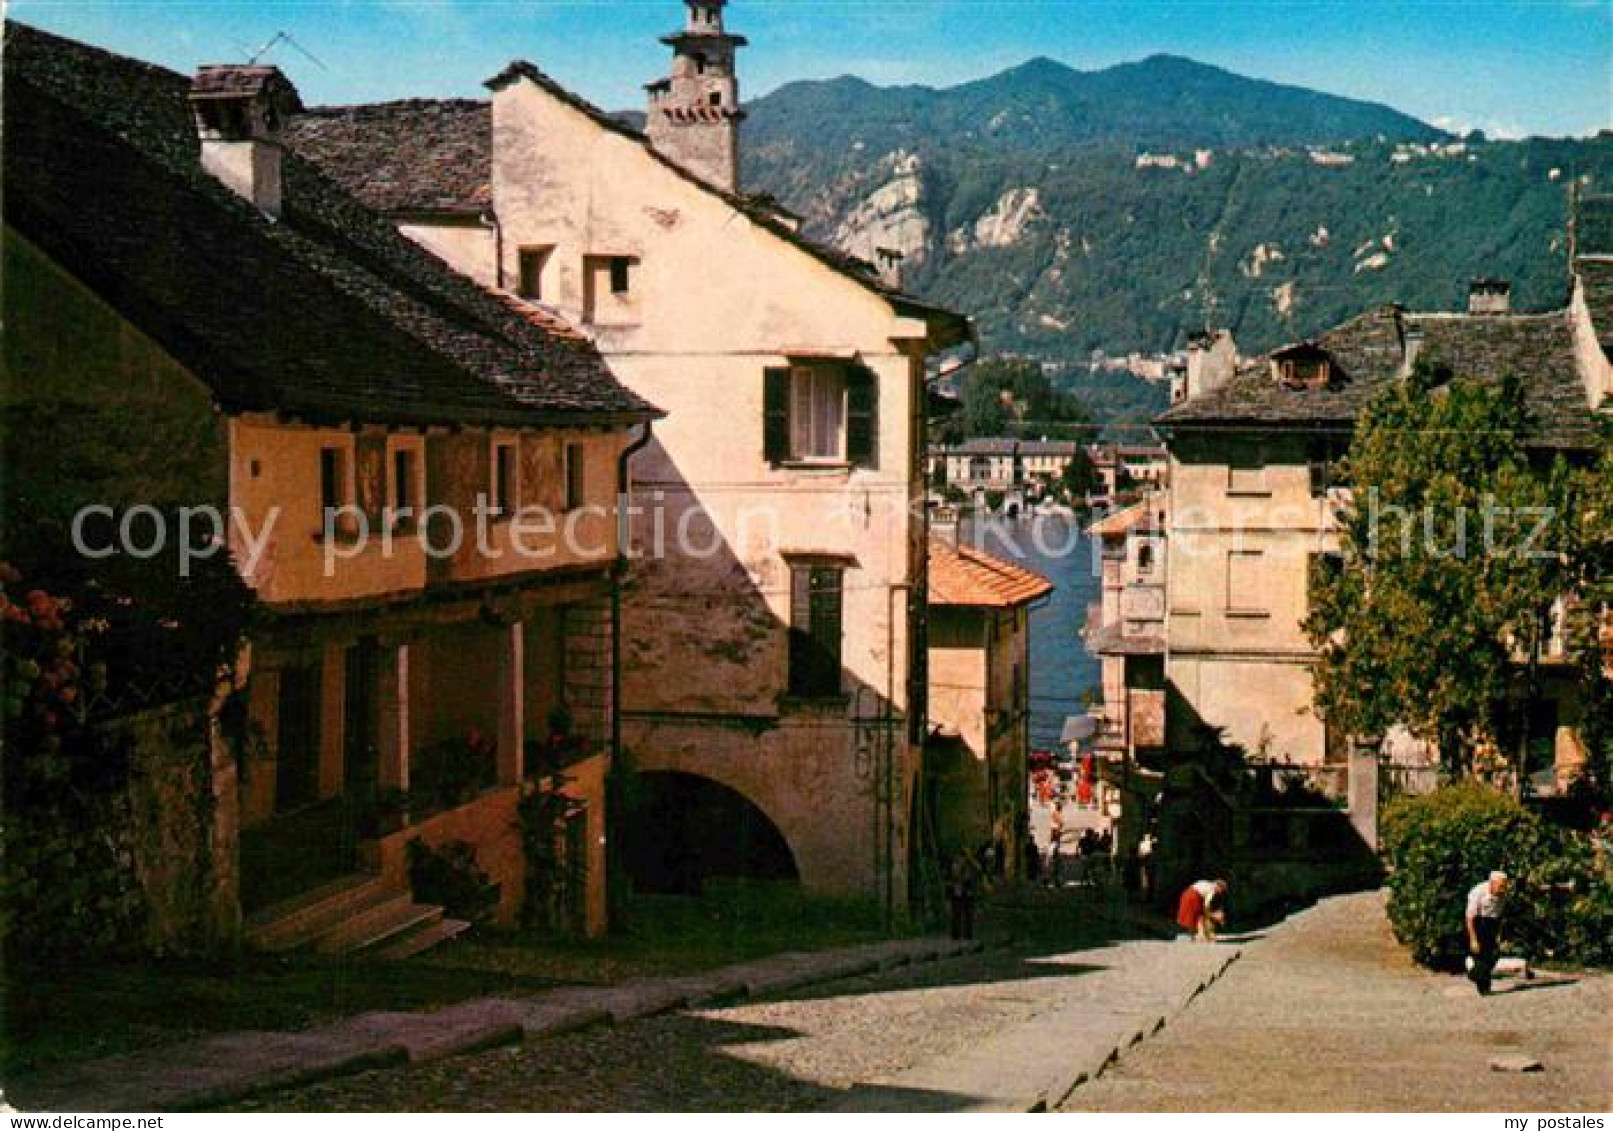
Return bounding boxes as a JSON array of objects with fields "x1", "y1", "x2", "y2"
[
  {"x1": 1137, "y1": 832, "x2": 1157, "y2": 901},
  {"x1": 946, "y1": 853, "x2": 979, "y2": 941},
  {"x1": 1046, "y1": 805, "x2": 1065, "y2": 887},
  {"x1": 1465, "y1": 870, "x2": 1508, "y2": 995},
  {"x1": 1019, "y1": 811, "x2": 1040, "y2": 883},
  {"x1": 1175, "y1": 878, "x2": 1228, "y2": 941}
]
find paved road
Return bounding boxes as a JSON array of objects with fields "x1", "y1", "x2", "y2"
[
  {"x1": 234, "y1": 895, "x2": 1216, "y2": 1112},
  {"x1": 1063, "y1": 890, "x2": 1613, "y2": 1112}
]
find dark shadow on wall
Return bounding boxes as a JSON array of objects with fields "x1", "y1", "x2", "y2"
[
  {"x1": 618, "y1": 434, "x2": 930, "y2": 908},
  {"x1": 621, "y1": 771, "x2": 799, "y2": 894}
]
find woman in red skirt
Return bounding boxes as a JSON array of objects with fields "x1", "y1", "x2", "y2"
[{"x1": 1176, "y1": 878, "x2": 1228, "y2": 941}]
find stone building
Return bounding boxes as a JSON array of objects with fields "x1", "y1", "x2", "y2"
[
  {"x1": 925, "y1": 527, "x2": 1052, "y2": 872},
  {"x1": 284, "y1": 1, "x2": 970, "y2": 906},
  {"x1": 1084, "y1": 496, "x2": 1169, "y2": 763},
  {"x1": 644, "y1": 0, "x2": 746, "y2": 192},
  {"x1": 3, "y1": 23, "x2": 659, "y2": 948},
  {"x1": 1157, "y1": 275, "x2": 1609, "y2": 781}
]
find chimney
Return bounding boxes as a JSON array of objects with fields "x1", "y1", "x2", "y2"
[
  {"x1": 188, "y1": 65, "x2": 303, "y2": 219},
  {"x1": 1400, "y1": 321, "x2": 1425, "y2": 377},
  {"x1": 1185, "y1": 329, "x2": 1236, "y2": 399},
  {"x1": 874, "y1": 246, "x2": 905, "y2": 291},
  {"x1": 1468, "y1": 277, "x2": 1512, "y2": 316},
  {"x1": 930, "y1": 502, "x2": 961, "y2": 548},
  {"x1": 645, "y1": 0, "x2": 746, "y2": 192}
]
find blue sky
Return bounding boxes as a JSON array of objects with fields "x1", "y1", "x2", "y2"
[{"x1": 12, "y1": 1, "x2": 1612, "y2": 137}]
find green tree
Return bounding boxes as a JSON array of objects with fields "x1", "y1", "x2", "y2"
[
  {"x1": 955, "y1": 357, "x2": 1094, "y2": 440},
  {"x1": 1059, "y1": 449, "x2": 1100, "y2": 500},
  {"x1": 1303, "y1": 365, "x2": 1564, "y2": 776},
  {"x1": 958, "y1": 371, "x2": 1007, "y2": 438}
]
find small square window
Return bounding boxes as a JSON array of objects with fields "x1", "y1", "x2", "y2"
[
  {"x1": 608, "y1": 256, "x2": 632, "y2": 295},
  {"x1": 517, "y1": 246, "x2": 552, "y2": 300}
]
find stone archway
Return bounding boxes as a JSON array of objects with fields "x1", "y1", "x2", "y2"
[{"x1": 621, "y1": 770, "x2": 799, "y2": 895}]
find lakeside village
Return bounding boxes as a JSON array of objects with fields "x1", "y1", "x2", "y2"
[{"x1": 1, "y1": 0, "x2": 1610, "y2": 1108}]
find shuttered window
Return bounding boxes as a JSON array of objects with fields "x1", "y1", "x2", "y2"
[{"x1": 762, "y1": 365, "x2": 877, "y2": 468}]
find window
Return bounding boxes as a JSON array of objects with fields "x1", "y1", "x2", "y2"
[
  {"x1": 320, "y1": 446, "x2": 348, "y2": 515},
  {"x1": 564, "y1": 442, "x2": 586, "y2": 511},
  {"x1": 790, "y1": 366, "x2": 845, "y2": 461},
  {"x1": 392, "y1": 448, "x2": 417, "y2": 515},
  {"x1": 709, "y1": 91, "x2": 723, "y2": 107},
  {"x1": 608, "y1": 256, "x2": 632, "y2": 295},
  {"x1": 517, "y1": 246, "x2": 552, "y2": 300},
  {"x1": 583, "y1": 255, "x2": 639, "y2": 324},
  {"x1": 789, "y1": 563, "x2": 844, "y2": 698},
  {"x1": 1137, "y1": 543, "x2": 1155, "y2": 574},
  {"x1": 1227, "y1": 550, "x2": 1266, "y2": 615},
  {"x1": 1227, "y1": 447, "x2": 1268, "y2": 496},
  {"x1": 763, "y1": 365, "x2": 877, "y2": 467},
  {"x1": 493, "y1": 441, "x2": 517, "y2": 516}
]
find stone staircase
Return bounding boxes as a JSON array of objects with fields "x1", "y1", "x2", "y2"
[{"x1": 245, "y1": 873, "x2": 469, "y2": 961}]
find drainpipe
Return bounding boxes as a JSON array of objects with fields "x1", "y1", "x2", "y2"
[
  {"x1": 607, "y1": 421, "x2": 655, "y2": 932},
  {"x1": 482, "y1": 210, "x2": 505, "y2": 290}
]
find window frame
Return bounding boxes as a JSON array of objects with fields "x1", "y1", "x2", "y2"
[
  {"x1": 787, "y1": 561, "x2": 846, "y2": 700},
  {"x1": 516, "y1": 245, "x2": 553, "y2": 301},
  {"x1": 491, "y1": 438, "x2": 519, "y2": 519},
  {"x1": 1226, "y1": 548, "x2": 1269, "y2": 617},
  {"x1": 563, "y1": 441, "x2": 586, "y2": 512}
]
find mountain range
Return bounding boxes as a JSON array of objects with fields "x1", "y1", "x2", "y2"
[{"x1": 731, "y1": 54, "x2": 1612, "y2": 428}]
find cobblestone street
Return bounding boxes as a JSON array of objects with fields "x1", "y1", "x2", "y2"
[
  {"x1": 233, "y1": 897, "x2": 1225, "y2": 1112},
  {"x1": 1065, "y1": 891, "x2": 1613, "y2": 1112},
  {"x1": 232, "y1": 889, "x2": 1613, "y2": 1112}
]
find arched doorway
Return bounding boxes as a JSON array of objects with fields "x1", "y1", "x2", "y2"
[{"x1": 621, "y1": 771, "x2": 798, "y2": 894}]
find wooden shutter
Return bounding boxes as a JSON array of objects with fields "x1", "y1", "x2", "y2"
[
  {"x1": 846, "y1": 366, "x2": 877, "y2": 469},
  {"x1": 763, "y1": 367, "x2": 791, "y2": 465}
]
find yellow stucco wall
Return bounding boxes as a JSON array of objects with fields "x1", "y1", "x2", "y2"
[{"x1": 1165, "y1": 434, "x2": 1336, "y2": 763}]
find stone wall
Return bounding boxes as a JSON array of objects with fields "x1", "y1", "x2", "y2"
[{"x1": 103, "y1": 698, "x2": 240, "y2": 954}]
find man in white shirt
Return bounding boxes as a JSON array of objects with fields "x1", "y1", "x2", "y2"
[{"x1": 1465, "y1": 870, "x2": 1508, "y2": 995}]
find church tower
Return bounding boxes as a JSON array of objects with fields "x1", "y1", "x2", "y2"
[{"x1": 645, "y1": 0, "x2": 746, "y2": 192}]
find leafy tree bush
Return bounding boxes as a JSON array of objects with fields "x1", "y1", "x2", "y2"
[
  {"x1": 1381, "y1": 782, "x2": 1612, "y2": 969},
  {"x1": 1305, "y1": 367, "x2": 1563, "y2": 775}
]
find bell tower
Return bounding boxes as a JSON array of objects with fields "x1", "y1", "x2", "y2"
[{"x1": 645, "y1": 0, "x2": 746, "y2": 192}]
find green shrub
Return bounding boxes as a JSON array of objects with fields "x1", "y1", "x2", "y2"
[{"x1": 1381, "y1": 782, "x2": 1613, "y2": 969}]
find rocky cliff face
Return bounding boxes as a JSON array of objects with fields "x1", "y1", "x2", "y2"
[{"x1": 830, "y1": 150, "x2": 932, "y2": 269}]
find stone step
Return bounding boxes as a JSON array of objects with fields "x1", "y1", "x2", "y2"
[
  {"x1": 315, "y1": 897, "x2": 441, "y2": 955},
  {"x1": 370, "y1": 916, "x2": 472, "y2": 962},
  {"x1": 245, "y1": 873, "x2": 392, "y2": 952}
]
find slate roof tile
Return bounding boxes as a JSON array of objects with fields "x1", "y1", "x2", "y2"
[
  {"x1": 3, "y1": 22, "x2": 658, "y2": 429},
  {"x1": 1157, "y1": 304, "x2": 1600, "y2": 451}
]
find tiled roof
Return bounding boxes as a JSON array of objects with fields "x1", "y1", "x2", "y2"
[
  {"x1": 1086, "y1": 500, "x2": 1165, "y2": 539},
  {"x1": 191, "y1": 64, "x2": 300, "y2": 103},
  {"x1": 1576, "y1": 258, "x2": 1613, "y2": 356},
  {"x1": 1017, "y1": 440, "x2": 1085, "y2": 456},
  {"x1": 928, "y1": 539, "x2": 1054, "y2": 609},
  {"x1": 1157, "y1": 304, "x2": 1600, "y2": 451},
  {"x1": 942, "y1": 438, "x2": 1019, "y2": 456},
  {"x1": 285, "y1": 99, "x2": 492, "y2": 214},
  {"x1": 3, "y1": 22, "x2": 659, "y2": 429},
  {"x1": 287, "y1": 60, "x2": 969, "y2": 347}
]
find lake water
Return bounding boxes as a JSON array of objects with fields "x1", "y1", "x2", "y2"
[{"x1": 970, "y1": 514, "x2": 1102, "y2": 752}]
